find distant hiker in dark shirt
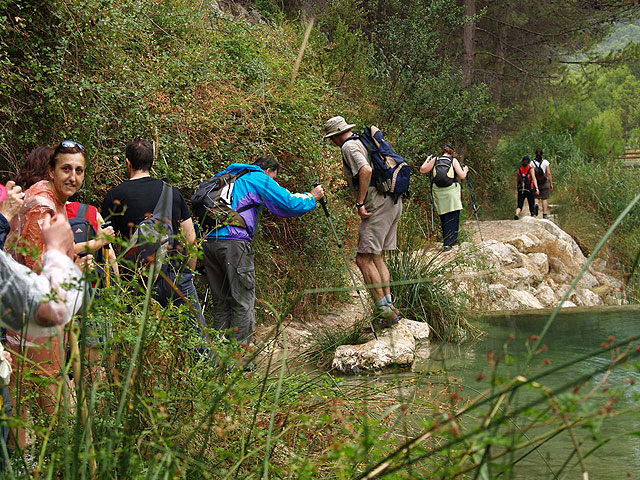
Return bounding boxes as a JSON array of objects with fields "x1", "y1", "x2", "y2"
[
  {"x1": 532, "y1": 148, "x2": 553, "y2": 219},
  {"x1": 514, "y1": 156, "x2": 539, "y2": 220},
  {"x1": 101, "y1": 138, "x2": 205, "y2": 330}
]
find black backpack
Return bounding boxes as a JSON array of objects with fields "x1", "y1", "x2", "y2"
[
  {"x1": 432, "y1": 156, "x2": 457, "y2": 188},
  {"x1": 532, "y1": 159, "x2": 547, "y2": 184},
  {"x1": 123, "y1": 182, "x2": 174, "y2": 278},
  {"x1": 69, "y1": 203, "x2": 105, "y2": 264},
  {"x1": 518, "y1": 166, "x2": 532, "y2": 194},
  {"x1": 344, "y1": 126, "x2": 411, "y2": 203},
  {"x1": 191, "y1": 169, "x2": 256, "y2": 234}
]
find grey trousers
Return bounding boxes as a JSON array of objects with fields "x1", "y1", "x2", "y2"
[{"x1": 202, "y1": 239, "x2": 255, "y2": 345}]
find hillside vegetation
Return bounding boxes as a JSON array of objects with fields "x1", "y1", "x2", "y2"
[{"x1": 2, "y1": 1, "x2": 640, "y2": 478}]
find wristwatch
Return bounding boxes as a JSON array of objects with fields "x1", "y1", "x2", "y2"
[{"x1": 355, "y1": 202, "x2": 365, "y2": 208}]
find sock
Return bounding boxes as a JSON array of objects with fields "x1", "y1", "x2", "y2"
[
  {"x1": 377, "y1": 298, "x2": 388, "y2": 308},
  {"x1": 385, "y1": 294, "x2": 393, "y2": 305}
]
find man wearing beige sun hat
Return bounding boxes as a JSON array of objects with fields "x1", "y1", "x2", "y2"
[{"x1": 324, "y1": 116, "x2": 404, "y2": 328}]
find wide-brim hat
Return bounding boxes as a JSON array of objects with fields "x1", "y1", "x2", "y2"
[
  {"x1": 0, "y1": 184, "x2": 7, "y2": 204},
  {"x1": 324, "y1": 116, "x2": 355, "y2": 139}
]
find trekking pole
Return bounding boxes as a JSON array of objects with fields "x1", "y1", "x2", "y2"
[
  {"x1": 313, "y1": 184, "x2": 378, "y2": 339},
  {"x1": 104, "y1": 248, "x2": 111, "y2": 288},
  {"x1": 201, "y1": 287, "x2": 210, "y2": 316},
  {"x1": 464, "y1": 166, "x2": 484, "y2": 243},
  {"x1": 428, "y1": 177, "x2": 435, "y2": 233}
]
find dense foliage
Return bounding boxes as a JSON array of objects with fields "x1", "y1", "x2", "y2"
[{"x1": 494, "y1": 46, "x2": 640, "y2": 277}]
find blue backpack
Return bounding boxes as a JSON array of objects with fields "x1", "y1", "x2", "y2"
[{"x1": 345, "y1": 126, "x2": 411, "y2": 203}]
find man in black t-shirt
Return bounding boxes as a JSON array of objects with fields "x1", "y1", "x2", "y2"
[{"x1": 102, "y1": 138, "x2": 206, "y2": 331}]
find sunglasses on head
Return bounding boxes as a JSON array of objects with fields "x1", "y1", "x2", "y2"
[{"x1": 57, "y1": 140, "x2": 87, "y2": 153}]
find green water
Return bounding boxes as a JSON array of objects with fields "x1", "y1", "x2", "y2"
[{"x1": 413, "y1": 305, "x2": 640, "y2": 478}]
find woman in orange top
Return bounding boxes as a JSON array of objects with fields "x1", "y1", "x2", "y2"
[{"x1": 6, "y1": 140, "x2": 87, "y2": 442}]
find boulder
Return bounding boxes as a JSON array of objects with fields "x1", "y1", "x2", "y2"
[
  {"x1": 457, "y1": 218, "x2": 624, "y2": 312},
  {"x1": 534, "y1": 284, "x2": 558, "y2": 308},
  {"x1": 526, "y1": 252, "x2": 549, "y2": 276},
  {"x1": 481, "y1": 284, "x2": 545, "y2": 310},
  {"x1": 509, "y1": 289, "x2": 545, "y2": 309},
  {"x1": 501, "y1": 267, "x2": 540, "y2": 289},
  {"x1": 570, "y1": 288, "x2": 604, "y2": 307},
  {"x1": 332, "y1": 319, "x2": 431, "y2": 374},
  {"x1": 478, "y1": 242, "x2": 524, "y2": 268},
  {"x1": 506, "y1": 233, "x2": 539, "y2": 253},
  {"x1": 398, "y1": 318, "x2": 431, "y2": 342}
]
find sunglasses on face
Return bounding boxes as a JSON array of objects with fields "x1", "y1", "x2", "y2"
[{"x1": 58, "y1": 140, "x2": 87, "y2": 154}]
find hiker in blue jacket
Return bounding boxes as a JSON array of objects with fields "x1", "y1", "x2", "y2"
[{"x1": 201, "y1": 157, "x2": 324, "y2": 347}]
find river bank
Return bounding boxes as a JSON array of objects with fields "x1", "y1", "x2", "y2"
[{"x1": 255, "y1": 216, "x2": 628, "y2": 372}]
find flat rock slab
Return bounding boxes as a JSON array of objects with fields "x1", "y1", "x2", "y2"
[{"x1": 332, "y1": 319, "x2": 431, "y2": 374}]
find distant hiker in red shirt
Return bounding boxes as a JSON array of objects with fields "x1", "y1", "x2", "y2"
[{"x1": 514, "y1": 156, "x2": 539, "y2": 220}]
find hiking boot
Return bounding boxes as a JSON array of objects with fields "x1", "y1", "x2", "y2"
[
  {"x1": 534, "y1": 204, "x2": 539, "y2": 216},
  {"x1": 379, "y1": 315, "x2": 400, "y2": 330},
  {"x1": 543, "y1": 213, "x2": 549, "y2": 219},
  {"x1": 376, "y1": 304, "x2": 400, "y2": 330},
  {"x1": 513, "y1": 215, "x2": 519, "y2": 220}
]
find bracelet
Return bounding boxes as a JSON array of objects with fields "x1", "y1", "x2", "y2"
[{"x1": 355, "y1": 202, "x2": 365, "y2": 208}]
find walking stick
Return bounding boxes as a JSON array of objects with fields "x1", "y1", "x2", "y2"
[
  {"x1": 429, "y1": 178, "x2": 435, "y2": 233},
  {"x1": 201, "y1": 287, "x2": 210, "y2": 316},
  {"x1": 463, "y1": 167, "x2": 484, "y2": 243},
  {"x1": 314, "y1": 185, "x2": 378, "y2": 339}
]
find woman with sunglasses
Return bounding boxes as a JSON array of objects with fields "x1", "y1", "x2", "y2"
[{"x1": 5, "y1": 140, "x2": 87, "y2": 446}]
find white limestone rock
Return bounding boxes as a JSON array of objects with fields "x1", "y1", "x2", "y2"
[
  {"x1": 534, "y1": 284, "x2": 558, "y2": 308},
  {"x1": 506, "y1": 234, "x2": 539, "y2": 253},
  {"x1": 560, "y1": 300, "x2": 578, "y2": 308},
  {"x1": 501, "y1": 267, "x2": 541, "y2": 289},
  {"x1": 526, "y1": 252, "x2": 549, "y2": 276},
  {"x1": 508, "y1": 289, "x2": 545, "y2": 310},
  {"x1": 570, "y1": 288, "x2": 604, "y2": 307},
  {"x1": 398, "y1": 318, "x2": 430, "y2": 342},
  {"x1": 332, "y1": 323, "x2": 415, "y2": 373},
  {"x1": 478, "y1": 242, "x2": 525, "y2": 268}
]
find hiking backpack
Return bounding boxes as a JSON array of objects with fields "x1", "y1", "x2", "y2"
[
  {"x1": 431, "y1": 156, "x2": 457, "y2": 188},
  {"x1": 123, "y1": 182, "x2": 174, "y2": 275},
  {"x1": 191, "y1": 169, "x2": 255, "y2": 234},
  {"x1": 344, "y1": 126, "x2": 411, "y2": 203},
  {"x1": 67, "y1": 203, "x2": 104, "y2": 263},
  {"x1": 532, "y1": 159, "x2": 547, "y2": 184},
  {"x1": 518, "y1": 166, "x2": 532, "y2": 194}
]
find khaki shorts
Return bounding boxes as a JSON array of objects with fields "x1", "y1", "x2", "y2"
[{"x1": 357, "y1": 198, "x2": 403, "y2": 255}]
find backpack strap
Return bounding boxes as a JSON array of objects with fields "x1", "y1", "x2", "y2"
[
  {"x1": 153, "y1": 182, "x2": 173, "y2": 219},
  {"x1": 77, "y1": 203, "x2": 89, "y2": 220},
  {"x1": 152, "y1": 182, "x2": 174, "y2": 243},
  {"x1": 234, "y1": 169, "x2": 259, "y2": 214}
]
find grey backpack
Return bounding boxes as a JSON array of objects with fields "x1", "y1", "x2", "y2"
[{"x1": 123, "y1": 182, "x2": 174, "y2": 279}]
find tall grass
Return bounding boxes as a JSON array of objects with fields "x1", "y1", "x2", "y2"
[
  {"x1": 386, "y1": 203, "x2": 480, "y2": 341},
  {"x1": 5, "y1": 197, "x2": 640, "y2": 479}
]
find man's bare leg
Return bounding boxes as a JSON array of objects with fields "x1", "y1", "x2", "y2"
[
  {"x1": 355, "y1": 253, "x2": 385, "y2": 301},
  {"x1": 372, "y1": 253, "x2": 391, "y2": 298}
]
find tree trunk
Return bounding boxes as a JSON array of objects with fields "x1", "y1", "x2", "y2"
[
  {"x1": 462, "y1": 0, "x2": 476, "y2": 88},
  {"x1": 490, "y1": 22, "x2": 509, "y2": 141}
]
